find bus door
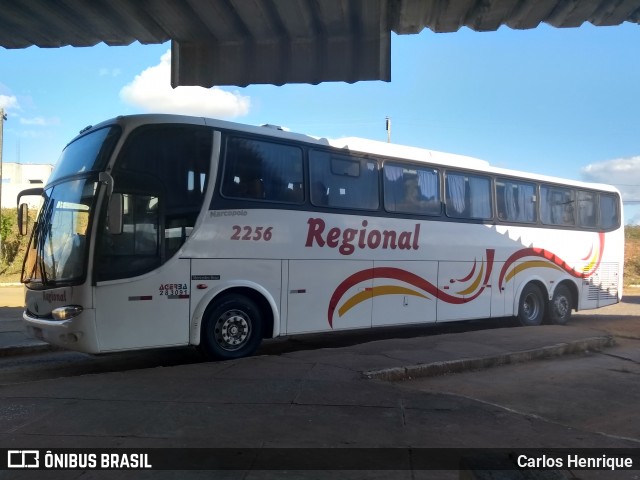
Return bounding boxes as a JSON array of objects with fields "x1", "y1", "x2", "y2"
[
  {"x1": 94, "y1": 191, "x2": 191, "y2": 351},
  {"x1": 93, "y1": 123, "x2": 213, "y2": 351},
  {"x1": 437, "y1": 260, "x2": 492, "y2": 322},
  {"x1": 371, "y1": 261, "x2": 438, "y2": 326}
]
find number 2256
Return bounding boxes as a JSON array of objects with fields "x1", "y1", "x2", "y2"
[{"x1": 231, "y1": 225, "x2": 273, "y2": 241}]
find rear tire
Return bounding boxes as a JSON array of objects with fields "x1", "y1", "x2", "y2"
[
  {"x1": 517, "y1": 283, "x2": 545, "y2": 326},
  {"x1": 199, "y1": 294, "x2": 263, "y2": 361},
  {"x1": 546, "y1": 284, "x2": 573, "y2": 325}
]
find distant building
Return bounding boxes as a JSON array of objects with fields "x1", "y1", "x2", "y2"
[{"x1": 2, "y1": 163, "x2": 53, "y2": 209}]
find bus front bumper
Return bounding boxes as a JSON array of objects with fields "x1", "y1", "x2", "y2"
[{"x1": 23, "y1": 308, "x2": 100, "y2": 354}]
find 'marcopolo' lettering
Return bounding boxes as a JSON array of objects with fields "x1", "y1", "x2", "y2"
[{"x1": 305, "y1": 218, "x2": 420, "y2": 255}]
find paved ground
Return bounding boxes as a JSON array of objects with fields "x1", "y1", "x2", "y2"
[{"x1": 0, "y1": 286, "x2": 639, "y2": 479}]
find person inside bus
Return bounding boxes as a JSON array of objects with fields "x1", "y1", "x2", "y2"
[
  {"x1": 311, "y1": 181, "x2": 328, "y2": 206},
  {"x1": 243, "y1": 177, "x2": 264, "y2": 199},
  {"x1": 400, "y1": 176, "x2": 438, "y2": 213}
]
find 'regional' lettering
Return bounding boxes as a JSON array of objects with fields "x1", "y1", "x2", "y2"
[{"x1": 305, "y1": 217, "x2": 420, "y2": 256}]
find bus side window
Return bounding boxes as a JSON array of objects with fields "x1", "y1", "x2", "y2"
[
  {"x1": 221, "y1": 137, "x2": 304, "y2": 204},
  {"x1": 445, "y1": 171, "x2": 492, "y2": 220},
  {"x1": 309, "y1": 149, "x2": 379, "y2": 210},
  {"x1": 599, "y1": 194, "x2": 619, "y2": 230},
  {"x1": 496, "y1": 178, "x2": 536, "y2": 223},
  {"x1": 541, "y1": 185, "x2": 575, "y2": 226},
  {"x1": 577, "y1": 191, "x2": 597, "y2": 228},
  {"x1": 384, "y1": 163, "x2": 440, "y2": 215}
]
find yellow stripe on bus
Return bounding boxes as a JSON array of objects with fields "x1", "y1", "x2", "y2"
[
  {"x1": 504, "y1": 260, "x2": 564, "y2": 284},
  {"x1": 338, "y1": 286, "x2": 429, "y2": 317},
  {"x1": 456, "y1": 260, "x2": 485, "y2": 296}
]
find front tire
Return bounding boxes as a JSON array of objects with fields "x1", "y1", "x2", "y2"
[
  {"x1": 199, "y1": 294, "x2": 263, "y2": 360},
  {"x1": 517, "y1": 283, "x2": 545, "y2": 326},
  {"x1": 546, "y1": 284, "x2": 573, "y2": 325}
]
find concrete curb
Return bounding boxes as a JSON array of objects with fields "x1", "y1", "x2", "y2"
[
  {"x1": 0, "y1": 342, "x2": 58, "y2": 357},
  {"x1": 363, "y1": 335, "x2": 616, "y2": 381}
]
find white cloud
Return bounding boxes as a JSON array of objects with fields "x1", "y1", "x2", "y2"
[
  {"x1": 15, "y1": 129, "x2": 52, "y2": 139},
  {"x1": 19, "y1": 116, "x2": 61, "y2": 127},
  {"x1": 0, "y1": 94, "x2": 20, "y2": 111},
  {"x1": 582, "y1": 156, "x2": 640, "y2": 203},
  {"x1": 120, "y1": 50, "x2": 250, "y2": 118}
]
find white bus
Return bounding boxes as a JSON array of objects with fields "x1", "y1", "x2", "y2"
[{"x1": 18, "y1": 114, "x2": 623, "y2": 360}]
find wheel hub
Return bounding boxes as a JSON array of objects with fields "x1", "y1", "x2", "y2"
[
  {"x1": 555, "y1": 297, "x2": 569, "y2": 317},
  {"x1": 215, "y1": 310, "x2": 250, "y2": 351},
  {"x1": 524, "y1": 294, "x2": 539, "y2": 319}
]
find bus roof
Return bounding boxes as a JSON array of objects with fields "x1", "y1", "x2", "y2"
[{"x1": 88, "y1": 114, "x2": 619, "y2": 195}]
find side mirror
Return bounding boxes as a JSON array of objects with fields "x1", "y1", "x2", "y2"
[
  {"x1": 16, "y1": 187, "x2": 44, "y2": 236},
  {"x1": 18, "y1": 203, "x2": 29, "y2": 236},
  {"x1": 107, "y1": 193, "x2": 123, "y2": 235}
]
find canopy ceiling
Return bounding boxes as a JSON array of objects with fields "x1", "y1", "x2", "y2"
[{"x1": 1, "y1": 0, "x2": 638, "y2": 87}]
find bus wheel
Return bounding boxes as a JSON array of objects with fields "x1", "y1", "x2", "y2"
[
  {"x1": 517, "y1": 284, "x2": 545, "y2": 326},
  {"x1": 200, "y1": 294, "x2": 263, "y2": 360},
  {"x1": 546, "y1": 285, "x2": 572, "y2": 325}
]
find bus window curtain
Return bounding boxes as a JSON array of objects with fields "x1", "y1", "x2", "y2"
[
  {"x1": 578, "y1": 192, "x2": 596, "y2": 227},
  {"x1": 542, "y1": 188, "x2": 572, "y2": 225},
  {"x1": 599, "y1": 195, "x2": 617, "y2": 229},
  {"x1": 418, "y1": 170, "x2": 438, "y2": 200},
  {"x1": 502, "y1": 181, "x2": 535, "y2": 222},
  {"x1": 447, "y1": 174, "x2": 466, "y2": 215},
  {"x1": 519, "y1": 184, "x2": 535, "y2": 222},
  {"x1": 504, "y1": 182, "x2": 517, "y2": 220},
  {"x1": 384, "y1": 165, "x2": 404, "y2": 211},
  {"x1": 385, "y1": 165, "x2": 403, "y2": 181},
  {"x1": 469, "y1": 176, "x2": 491, "y2": 219},
  {"x1": 540, "y1": 188, "x2": 552, "y2": 224}
]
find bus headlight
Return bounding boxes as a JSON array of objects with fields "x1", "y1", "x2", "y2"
[{"x1": 52, "y1": 305, "x2": 84, "y2": 320}]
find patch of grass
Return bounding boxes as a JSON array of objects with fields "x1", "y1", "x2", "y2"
[
  {"x1": 624, "y1": 226, "x2": 640, "y2": 286},
  {"x1": 626, "y1": 225, "x2": 640, "y2": 241},
  {"x1": 0, "y1": 208, "x2": 36, "y2": 284}
]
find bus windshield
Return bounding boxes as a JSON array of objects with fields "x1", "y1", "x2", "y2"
[
  {"x1": 21, "y1": 125, "x2": 120, "y2": 288},
  {"x1": 22, "y1": 178, "x2": 99, "y2": 288},
  {"x1": 48, "y1": 125, "x2": 120, "y2": 184}
]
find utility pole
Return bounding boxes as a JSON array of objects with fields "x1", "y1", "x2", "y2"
[
  {"x1": 385, "y1": 116, "x2": 391, "y2": 143},
  {"x1": 0, "y1": 108, "x2": 6, "y2": 261}
]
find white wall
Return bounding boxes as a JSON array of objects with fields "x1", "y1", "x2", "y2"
[{"x1": 1, "y1": 163, "x2": 53, "y2": 208}]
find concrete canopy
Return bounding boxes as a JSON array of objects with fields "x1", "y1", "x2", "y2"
[{"x1": 1, "y1": 0, "x2": 639, "y2": 87}]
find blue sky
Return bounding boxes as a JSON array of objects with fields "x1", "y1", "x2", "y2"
[{"x1": 1, "y1": 22, "x2": 639, "y2": 222}]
